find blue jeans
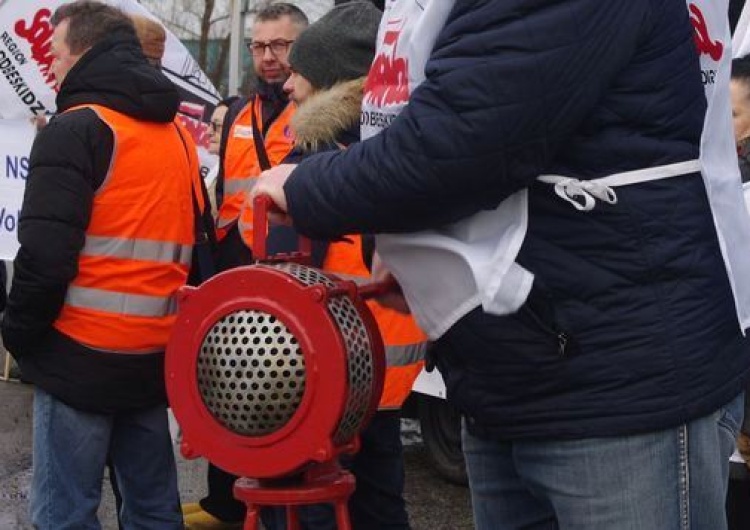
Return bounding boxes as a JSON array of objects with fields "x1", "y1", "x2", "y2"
[
  {"x1": 31, "y1": 387, "x2": 183, "y2": 530},
  {"x1": 463, "y1": 393, "x2": 744, "y2": 530}
]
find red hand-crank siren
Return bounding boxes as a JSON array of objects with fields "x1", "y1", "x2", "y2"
[{"x1": 166, "y1": 196, "x2": 387, "y2": 528}]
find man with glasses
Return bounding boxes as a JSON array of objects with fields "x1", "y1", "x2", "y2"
[
  {"x1": 247, "y1": 39, "x2": 296, "y2": 76},
  {"x1": 212, "y1": 3, "x2": 307, "y2": 273},
  {"x1": 182, "y1": 4, "x2": 308, "y2": 529}
]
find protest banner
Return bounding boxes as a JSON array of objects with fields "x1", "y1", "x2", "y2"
[
  {"x1": 0, "y1": 0, "x2": 220, "y2": 260},
  {"x1": 0, "y1": 119, "x2": 34, "y2": 260}
]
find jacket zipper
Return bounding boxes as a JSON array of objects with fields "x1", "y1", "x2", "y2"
[{"x1": 522, "y1": 305, "x2": 570, "y2": 356}]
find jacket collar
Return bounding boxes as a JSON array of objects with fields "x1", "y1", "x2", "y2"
[{"x1": 291, "y1": 78, "x2": 365, "y2": 153}]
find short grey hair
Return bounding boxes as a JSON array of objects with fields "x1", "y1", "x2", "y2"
[{"x1": 255, "y1": 3, "x2": 309, "y2": 28}]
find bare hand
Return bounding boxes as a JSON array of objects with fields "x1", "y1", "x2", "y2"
[
  {"x1": 371, "y1": 252, "x2": 411, "y2": 314},
  {"x1": 252, "y1": 164, "x2": 297, "y2": 224}
]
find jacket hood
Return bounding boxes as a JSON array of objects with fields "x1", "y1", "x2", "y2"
[
  {"x1": 56, "y1": 30, "x2": 178, "y2": 122},
  {"x1": 291, "y1": 77, "x2": 364, "y2": 153}
]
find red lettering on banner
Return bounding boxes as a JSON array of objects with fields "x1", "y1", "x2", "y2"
[
  {"x1": 177, "y1": 115, "x2": 211, "y2": 150},
  {"x1": 689, "y1": 3, "x2": 723, "y2": 62},
  {"x1": 14, "y1": 9, "x2": 56, "y2": 89},
  {"x1": 177, "y1": 101, "x2": 211, "y2": 149},
  {"x1": 364, "y1": 19, "x2": 410, "y2": 107}
]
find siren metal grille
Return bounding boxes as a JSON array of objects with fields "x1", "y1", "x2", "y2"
[
  {"x1": 274, "y1": 263, "x2": 376, "y2": 444},
  {"x1": 196, "y1": 263, "x2": 376, "y2": 443},
  {"x1": 273, "y1": 262, "x2": 336, "y2": 288},
  {"x1": 197, "y1": 310, "x2": 305, "y2": 436},
  {"x1": 329, "y1": 297, "x2": 374, "y2": 444}
]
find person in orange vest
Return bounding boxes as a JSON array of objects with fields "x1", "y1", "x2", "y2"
[
  {"x1": 251, "y1": 3, "x2": 427, "y2": 529},
  {"x1": 181, "y1": 5, "x2": 310, "y2": 530},
  {"x1": 211, "y1": 3, "x2": 308, "y2": 272},
  {"x1": 0, "y1": 2, "x2": 204, "y2": 528}
]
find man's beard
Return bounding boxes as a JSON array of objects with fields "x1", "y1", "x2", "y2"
[{"x1": 257, "y1": 77, "x2": 288, "y2": 103}]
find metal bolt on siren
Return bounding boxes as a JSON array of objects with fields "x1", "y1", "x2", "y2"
[{"x1": 165, "y1": 195, "x2": 388, "y2": 529}]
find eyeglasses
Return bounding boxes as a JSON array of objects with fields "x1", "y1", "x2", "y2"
[{"x1": 246, "y1": 39, "x2": 294, "y2": 57}]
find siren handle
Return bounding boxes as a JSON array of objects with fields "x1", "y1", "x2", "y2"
[
  {"x1": 356, "y1": 276, "x2": 400, "y2": 299},
  {"x1": 253, "y1": 195, "x2": 312, "y2": 263}
]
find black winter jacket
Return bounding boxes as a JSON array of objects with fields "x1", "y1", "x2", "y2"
[
  {"x1": 282, "y1": 0, "x2": 750, "y2": 439},
  {"x1": 0, "y1": 30, "x2": 182, "y2": 413},
  {"x1": 0, "y1": 263, "x2": 6, "y2": 314}
]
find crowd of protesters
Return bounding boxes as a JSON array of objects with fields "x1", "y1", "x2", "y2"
[{"x1": 1, "y1": 0, "x2": 750, "y2": 529}]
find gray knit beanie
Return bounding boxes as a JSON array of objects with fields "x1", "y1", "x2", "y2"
[{"x1": 288, "y1": 2, "x2": 381, "y2": 90}]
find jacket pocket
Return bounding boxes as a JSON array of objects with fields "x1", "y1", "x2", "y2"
[{"x1": 519, "y1": 283, "x2": 572, "y2": 356}]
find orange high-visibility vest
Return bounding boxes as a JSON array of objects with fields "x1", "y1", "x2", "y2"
[
  {"x1": 323, "y1": 236, "x2": 428, "y2": 409},
  {"x1": 54, "y1": 104, "x2": 200, "y2": 354},
  {"x1": 217, "y1": 97, "x2": 295, "y2": 242}
]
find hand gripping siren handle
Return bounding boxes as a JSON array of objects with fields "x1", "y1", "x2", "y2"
[
  {"x1": 252, "y1": 194, "x2": 312, "y2": 264},
  {"x1": 357, "y1": 275, "x2": 400, "y2": 299},
  {"x1": 253, "y1": 194, "x2": 400, "y2": 299}
]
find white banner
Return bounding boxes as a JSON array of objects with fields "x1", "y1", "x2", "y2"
[
  {"x1": 111, "y1": 0, "x2": 221, "y2": 178},
  {"x1": 0, "y1": 119, "x2": 34, "y2": 260},
  {"x1": 733, "y1": 1, "x2": 750, "y2": 57},
  {"x1": 0, "y1": 0, "x2": 220, "y2": 260}
]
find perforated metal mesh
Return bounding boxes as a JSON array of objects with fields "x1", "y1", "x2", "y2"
[
  {"x1": 328, "y1": 296, "x2": 375, "y2": 444},
  {"x1": 273, "y1": 262, "x2": 335, "y2": 288},
  {"x1": 196, "y1": 263, "x2": 377, "y2": 444},
  {"x1": 274, "y1": 263, "x2": 376, "y2": 443},
  {"x1": 197, "y1": 310, "x2": 305, "y2": 436}
]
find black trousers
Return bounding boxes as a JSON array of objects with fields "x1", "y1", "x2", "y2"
[
  {"x1": 727, "y1": 463, "x2": 750, "y2": 530},
  {"x1": 200, "y1": 464, "x2": 246, "y2": 522},
  {"x1": 200, "y1": 411, "x2": 411, "y2": 529}
]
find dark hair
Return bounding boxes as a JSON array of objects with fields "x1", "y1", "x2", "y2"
[
  {"x1": 217, "y1": 96, "x2": 241, "y2": 109},
  {"x1": 732, "y1": 56, "x2": 750, "y2": 87},
  {"x1": 255, "y1": 3, "x2": 309, "y2": 27},
  {"x1": 51, "y1": 0, "x2": 135, "y2": 55}
]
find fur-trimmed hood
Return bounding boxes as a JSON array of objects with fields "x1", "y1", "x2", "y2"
[{"x1": 291, "y1": 77, "x2": 364, "y2": 153}]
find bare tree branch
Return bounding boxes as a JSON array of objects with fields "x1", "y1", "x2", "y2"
[{"x1": 198, "y1": 0, "x2": 215, "y2": 69}]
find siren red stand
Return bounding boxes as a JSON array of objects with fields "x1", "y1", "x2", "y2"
[{"x1": 234, "y1": 461, "x2": 355, "y2": 530}]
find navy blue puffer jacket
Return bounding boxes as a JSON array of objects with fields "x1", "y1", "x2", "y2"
[{"x1": 283, "y1": 0, "x2": 750, "y2": 439}]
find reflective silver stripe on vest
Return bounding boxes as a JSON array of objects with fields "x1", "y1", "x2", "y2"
[
  {"x1": 331, "y1": 274, "x2": 428, "y2": 367},
  {"x1": 82, "y1": 236, "x2": 192, "y2": 266},
  {"x1": 65, "y1": 286, "x2": 178, "y2": 317},
  {"x1": 385, "y1": 341, "x2": 427, "y2": 367},
  {"x1": 217, "y1": 217, "x2": 238, "y2": 229},
  {"x1": 223, "y1": 177, "x2": 257, "y2": 196}
]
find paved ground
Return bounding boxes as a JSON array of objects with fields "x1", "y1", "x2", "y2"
[
  {"x1": 0, "y1": 378, "x2": 33, "y2": 530},
  {"x1": 0, "y1": 372, "x2": 473, "y2": 529}
]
